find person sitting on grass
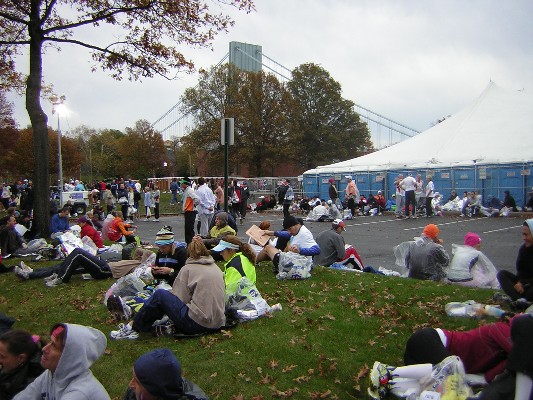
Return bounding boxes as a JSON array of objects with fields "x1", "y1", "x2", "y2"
[
  {"x1": 313, "y1": 219, "x2": 364, "y2": 270},
  {"x1": 77, "y1": 216, "x2": 104, "y2": 249},
  {"x1": 124, "y1": 348, "x2": 208, "y2": 400},
  {"x1": 496, "y1": 218, "x2": 533, "y2": 310},
  {"x1": 394, "y1": 223, "x2": 450, "y2": 281},
  {"x1": 107, "y1": 210, "x2": 138, "y2": 244},
  {"x1": 14, "y1": 246, "x2": 113, "y2": 287},
  {"x1": 446, "y1": 232, "x2": 500, "y2": 289},
  {"x1": 194, "y1": 211, "x2": 236, "y2": 249},
  {"x1": 14, "y1": 323, "x2": 110, "y2": 399},
  {"x1": 110, "y1": 238, "x2": 226, "y2": 340},
  {"x1": 49, "y1": 206, "x2": 71, "y2": 239},
  {"x1": 0, "y1": 329, "x2": 45, "y2": 399},
  {"x1": 256, "y1": 216, "x2": 320, "y2": 272},
  {"x1": 211, "y1": 235, "x2": 257, "y2": 292}
]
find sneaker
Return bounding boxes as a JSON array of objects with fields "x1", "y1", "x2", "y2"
[
  {"x1": 14, "y1": 264, "x2": 32, "y2": 280},
  {"x1": 143, "y1": 218, "x2": 149, "y2": 221},
  {"x1": 44, "y1": 273, "x2": 59, "y2": 282},
  {"x1": 45, "y1": 276, "x2": 63, "y2": 287},
  {"x1": 153, "y1": 219, "x2": 159, "y2": 222},
  {"x1": 110, "y1": 323, "x2": 138, "y2": 340},
  {"x1": 369, "y1": 361, "x2": 396, "y2": 399},
  {"x1": 107, "y1": 295, "x2": 132, "y2": 320}
]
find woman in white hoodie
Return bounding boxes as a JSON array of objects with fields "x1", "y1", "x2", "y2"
[{"x1": 15, "y1": 323, "x2": 110, "y2": 400}]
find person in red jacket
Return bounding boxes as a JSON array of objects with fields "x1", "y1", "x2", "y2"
[
  {"x1": 403, "y1": 315, "x2": 517, "y2": 384},
  {"x1": 77, "y1": 216, "x2": 104, "y2": 248}
]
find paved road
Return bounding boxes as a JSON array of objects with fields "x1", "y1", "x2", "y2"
[{"x1": 134, "y1": 212, "x2": 527, "y2": 273}]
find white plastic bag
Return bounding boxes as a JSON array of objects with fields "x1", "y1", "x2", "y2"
[{"x1": 276, "y1": 252, "x2": 312, "y2": 280}]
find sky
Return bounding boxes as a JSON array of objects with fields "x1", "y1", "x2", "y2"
[{"x1": 6, "y1": 0, "x2": 533, "y2": 148}]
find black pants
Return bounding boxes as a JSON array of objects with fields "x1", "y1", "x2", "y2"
[
  {"x1": 184, "y1": 211, "x2": 197, "y2": 244},
  {"x1": 404, "y1": 327, "x2": 451, "y2": 366},
  {"x1": 240, "y1": 201, "x2": 248, "y2": 219},
  {"x1": 497, "y1": 270, "x2": 533, "y2": 301},
  {"x1": 283, "y1": 202, "x2": 291, "y2": 218},
  {"x1": 426, "y1": 196, "x2": 434, "y2": 217},
  {"x1": 405, "y1": 190, "x2": 416, "y2": 216},
  {"x1": 28, "y1": 248, "x2": 111, "y2": 282},
  {"x1": 154, "y1": 203, "x2": 160, "y2": 219},
  {"x1": 347, "y1": 197, "x2": 356, "y2": 217}
]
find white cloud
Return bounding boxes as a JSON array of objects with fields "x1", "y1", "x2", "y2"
[{"x1": 6, "y1": 0, "x2": 533, "y2": 147}]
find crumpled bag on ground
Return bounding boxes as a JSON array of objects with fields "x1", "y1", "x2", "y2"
[
  {"x1": 226, "y1": 277, "x2": 272, "y2": 321},
  {"x1": 276, "y1": 251, "x2": 312, "y2": 280}
]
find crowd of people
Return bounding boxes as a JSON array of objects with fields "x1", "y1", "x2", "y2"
[{"x1": 1, "y1": 174, "x2": 533, "y2": 399}]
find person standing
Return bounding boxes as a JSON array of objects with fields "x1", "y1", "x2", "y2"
[
  {"x1": 394, "y1": 174, "x2": 405, "y2": 218},
  {"x1": 180, "y1": 178, "x2": 198, "y2": 244},
  {"x1": 282, "y1": 179, "x2": 294, "y2": 218},
  {"x1": 239, "y1": 181, "x2": 250, "y2": 223},
  {"x1": 143, "y1": 187, "x2": 152, "y2": 222},
  {"x1": 214, "y1": 180, "x2": 224, "y2": 211},
  {"x1": 152, "y1": 184, "x2": 160, "y2": 222},
  {"x1": 425, "y1": 176, "x2": 435, "y2": 218},
  {"x1": 400, "y1": 174, "x2": 417, "y2": 218},
  {"x1": 344, "y1": 176, "x2": 359, "y2": 218},
  {"x1": 169, "y1": 178, "x2": 179, "y2": 206},
  {"x1": 415, "y1": 174, "x2": 425, "y2": 214},
  {"x1": 328, "y1": 178, "x2": 339, "y2": 205},
  {"x1": 195, "y1": 177, "x2": 216, "y2": 237}
]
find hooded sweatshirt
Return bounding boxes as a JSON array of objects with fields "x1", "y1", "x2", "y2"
[{"x1": 14, "y1": 323, "x2": 110, "y2": 400}]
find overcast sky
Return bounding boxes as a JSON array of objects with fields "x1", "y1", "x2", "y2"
[{"x1": 7, "y1": 0, "x2": 533, "y2": 148}]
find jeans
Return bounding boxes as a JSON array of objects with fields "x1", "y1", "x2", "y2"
[{"x1": 132, "y1": 289, "x2": 212, "y2": 335}]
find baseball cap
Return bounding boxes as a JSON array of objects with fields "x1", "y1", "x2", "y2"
[{"x1": 332, "y1": 219, "x2": 346, "y2": 231}]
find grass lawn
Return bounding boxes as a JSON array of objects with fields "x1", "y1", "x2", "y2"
[{"x1": 0, "y1": 252, "x2": 499, "y2": 400}]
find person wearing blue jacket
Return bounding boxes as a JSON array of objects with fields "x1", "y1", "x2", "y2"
[{"x1": 49, "y1": 207, "x2": 71, "y2": 239}]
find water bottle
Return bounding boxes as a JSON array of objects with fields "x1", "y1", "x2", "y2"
[
  {"x1": 269, "y1": 303, "x2": 282, "y2": 313},
  {"x1": 484, "y1": 305, "x2": 505, "y2": 318}
]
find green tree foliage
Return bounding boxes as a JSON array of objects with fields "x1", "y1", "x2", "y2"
[
  {"x1": 0, "y1": 0, "x2": 254, "y2": 236},
  {"x1": 180, "y1": 65, "x2": 293, "y2": 176},
  {"x1": 287, "y1": 63, "x2": 374, "y2": 170},
  {"x1": 72, "y1": 126, "x2": 124, "y2": 183},
  {"x1": 232, "y1": 70, "x2": 292, "y2": 176}
]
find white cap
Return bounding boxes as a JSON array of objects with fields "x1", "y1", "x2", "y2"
[{"x1": 345, "y1": 175, "x2": 352, "y2": 180}]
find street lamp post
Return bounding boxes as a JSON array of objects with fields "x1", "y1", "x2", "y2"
[{"x1": 50, "y1": 94, "x2": 66, "y2": 202}]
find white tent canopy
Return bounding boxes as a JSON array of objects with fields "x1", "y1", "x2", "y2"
[{"x1": 305, "y1": 82, "x2": 533, "y2": 175}]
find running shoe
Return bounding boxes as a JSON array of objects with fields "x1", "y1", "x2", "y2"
[
  {"x1": 110, "y1": 323, "x2": 139, "y2": 340},
  {"x1": 368, "y1": 361, "x2": 396, "y2": 399}
]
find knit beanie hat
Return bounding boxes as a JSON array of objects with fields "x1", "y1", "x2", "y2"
[
  {"x1": 134, "y1": 349, "x2": 184, "y2": 398},
  {"x1": 422, "y1": 224, "x2": 439, "y2": 239},
  {"x1": 464, "y1": 232, "x2": 481, "y2": 247},
  {"x1": 155, "y1": 226, "x2": 174, "y2": 245},
  {"x1": 283, "y1": 216, "x2": 300, "y2": 230}
]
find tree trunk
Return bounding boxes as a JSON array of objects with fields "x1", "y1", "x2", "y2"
[{"x1": 26, "y1": 2, "x2": 50, "y2": 238}]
